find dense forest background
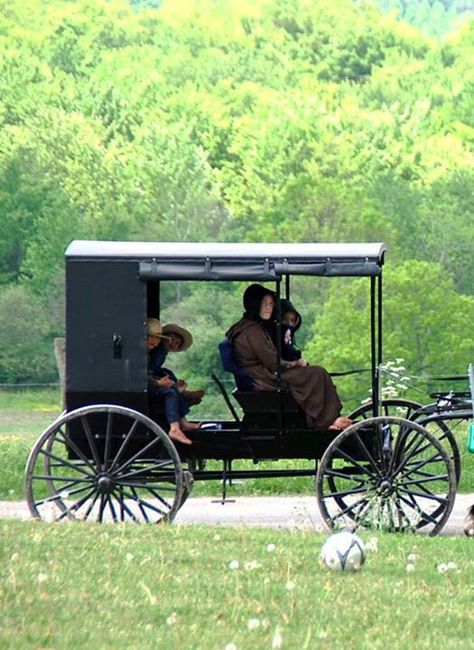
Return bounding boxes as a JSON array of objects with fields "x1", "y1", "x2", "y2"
[{"x1": 0, "y1": 0, "x2": 473, "y2": 405}]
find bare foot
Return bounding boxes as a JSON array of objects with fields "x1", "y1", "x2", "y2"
[
  {"x1": 328, "y1": 416, "x2": 353, "y2": 431},
  {"x1": 168, "y1": 426, "x2": 193, "y2": 445}
]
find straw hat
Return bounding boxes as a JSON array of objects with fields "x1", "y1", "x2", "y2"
[
  {"x1": 162, "y1": 323, "x2": 193, "y2": 351},
  {"x1": 147, "y1": 318, "x2": 168, "y2": 339}
]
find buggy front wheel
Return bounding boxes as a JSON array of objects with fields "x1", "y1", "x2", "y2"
[
  {"x1": 316, "y1": 416, "x2": 456, "y2": 536},
  {"x1": 25, "y1": 405, "x2": 185, "y2": 524}
]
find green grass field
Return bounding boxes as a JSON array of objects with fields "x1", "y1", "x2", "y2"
[
  {"x1": 0, "y1": 388, "x2": 473, "y2": 500},
  {"x1": 0, "y1": 521, "x2": 472, "y2": 649}
]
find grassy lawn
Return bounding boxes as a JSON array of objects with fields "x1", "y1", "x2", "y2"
[{"x1": 0, "y1": 521, "x2": 472, "y2": 649}]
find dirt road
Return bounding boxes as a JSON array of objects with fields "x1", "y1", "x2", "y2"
[{"x1": 1, "y1": 493, "x2": 472, "y2": 536}]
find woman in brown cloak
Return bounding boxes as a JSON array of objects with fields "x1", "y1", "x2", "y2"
[{"x1": 225, "y1": 284, "x2": 352, "y2": 431}]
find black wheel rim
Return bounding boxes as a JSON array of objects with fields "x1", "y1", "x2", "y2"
[
  {"x1": 349, "y1": 399, "x2": 461, "y2": 484},
  {"x1": 25, "y1": 405, "x2": 184, "y2": 524},
  {"x1": 316, "y1": 416, "x2": 456, "y2": 536}
]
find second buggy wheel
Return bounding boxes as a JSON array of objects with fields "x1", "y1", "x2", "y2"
[
  {"x1": 316, "y1": 416, "x2": 456, "y2": 536},
  {"x1": 25, "y1": 405, "x2": 184, "y2": 524},
  {"x1": 349, "y1": 399, "x2": 461, "y2": 484}
]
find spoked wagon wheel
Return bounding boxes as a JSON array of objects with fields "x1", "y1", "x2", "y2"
[
  {"x1": 316, "y1": 417, "x2": 456, "y2": 536},
  {"x1": 349, "y1": 400, "x2": 461, "y2": 485},
  {"x1": 25, "y1": 405, "x2": 184, "y2": 524},
  {"x1": 348, "y1": 398, "x2": 422, "y2": 422}
]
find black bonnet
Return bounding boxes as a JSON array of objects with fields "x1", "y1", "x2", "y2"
[
  {"x1": 243, "y1": 284, "x2": 276, "y2": 319},
  {"x1": 280, "y1": 298, "x2": 302, "y2": 331}
]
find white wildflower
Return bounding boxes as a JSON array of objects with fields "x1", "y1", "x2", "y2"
[
  {"x1": 244, "y1": 560, "x2": 261, "y2": 571},
  {"x1": 228, "y1": 560, "x2": 239, "y2": 570},
  {"x1": 37, "y1": 572, "x2": 48, "y2": 583},
  {"x1": 247, "y1": 618, "x2": 260, "y2": 630},
  {"x1": 406, "y1": 564, "x2": 415, "y2": 573},
  {"x1": 266, "y1": 543, "x2": 276, "y2": 552},
  {"x1": 224, "y1": 644, "x2": 237, "y2": 650},
  {"x1": 407, "y1": 553, "x2": 417, "y2": 562},
  {"x1": 166, "y1": 612, "x2": 178, "y2": 626},
  {"x1": 126, "y1": 553, "x2": 133, "y2": 562},
  {"x1": 437, "y1": 563, "x2": 448, "y2": 574},
  {"x1": 447, "y1": 562, "x2": 458, "y2": 571},
  {"x1": 214, "y1": 534, "x2": 221, "y2": 542},
  {"x1": 272, "y1": 626, "x2": 283, "y2": 648},
  {"x1": 365, "y1": 537, "x2": 379, "y2": 552},
  {"x1": 285, "y1": 580, "x2": 296, "y2": 591}
]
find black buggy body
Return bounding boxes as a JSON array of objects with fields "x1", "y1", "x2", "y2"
[{"x1": 25, "y1": 240, "x2": 459, "y2": 534}]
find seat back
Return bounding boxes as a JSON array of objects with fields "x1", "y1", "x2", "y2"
[{"x1": 218, "y1": 338, "x2": 255, "y2": 391}]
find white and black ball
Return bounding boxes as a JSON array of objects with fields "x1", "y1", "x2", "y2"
[{"x1": 320, "y1": 531, "x2": 366, "y2": 571}]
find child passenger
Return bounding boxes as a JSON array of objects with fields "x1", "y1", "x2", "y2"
[
  {"x1": 279, "y1": 299, "x2": 307, "y2": 368},
  {"x1": 147, "y1": 318, "x2": 200, "y2": 446}
]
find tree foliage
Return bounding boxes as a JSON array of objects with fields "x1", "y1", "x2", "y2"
[{"x1": 0, "y1": 0, "x2": 472, "y2": 382}]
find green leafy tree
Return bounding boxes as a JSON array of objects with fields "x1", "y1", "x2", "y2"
[
  {"x1": 0, "y1": 284, "x2": 57, "y2": 382},
  {"x1": 305, "y1": 261, "x2": 474, "y2": 407}
]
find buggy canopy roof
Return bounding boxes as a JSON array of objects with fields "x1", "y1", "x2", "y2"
[{"x1": 65, "y1": 241, "x2": 386, "y2": 280}]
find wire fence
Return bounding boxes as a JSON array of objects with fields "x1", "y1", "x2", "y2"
[{"x1": 0, "y1": 383, "x2": 60, "y2": 390}]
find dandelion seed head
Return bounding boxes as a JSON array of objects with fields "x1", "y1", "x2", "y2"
[
  {"x1": 247, "y1": 618, "x2": 260, "y2": 630},
  {"x1": 224, "y1": 643, "x2": 237, "y2": 650},
  {"x1": 285, "y1": 580, "x2": 296, "y2": 591},
  {"x1": 166, "y1": 612, "x2": 178, "y2": 626},
  {"x1": 407, "y1": 553, "x2": 417, "y2": 562},
  {"x1": 228, "y1": 560, "x2": 239, "y2": 570},
  {"x1": 37, "y1": 572, "x2": 48, "y2": 583},
  {"x1": 272, "y1": 626, "x2": 283, "y2": 649},
  {"x1": 244, "y1": 560, "x2": 261, "y2": 571},
  {"x1": 406, "y1": 564, "x2": 415, "y2": 573},
  {"x1": 266, "y1": 543, "x2": 276, "y2": 552},
  {"x1": 437, "y1": 563, "x2": 448, "y2": 574},
  {"x1": 126, "y1": 553, "x2": 134, "y2": 562},
  {"x1": 365, "y1": 537, "x2": 379, "y2": 552}
]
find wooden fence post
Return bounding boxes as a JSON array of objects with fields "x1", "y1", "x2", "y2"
[{"x1": 54, "y1": 337, "x2": 66, "y2": 410}]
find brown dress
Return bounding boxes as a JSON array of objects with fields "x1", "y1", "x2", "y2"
[{"x1": 226, "y1": 317, "x2": 342, "y2": 430}]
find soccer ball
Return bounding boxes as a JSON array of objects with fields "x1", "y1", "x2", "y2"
[{"x1": 320, "y1": 531, "x2": 366, "y2": 571}]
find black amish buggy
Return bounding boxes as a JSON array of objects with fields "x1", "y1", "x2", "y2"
[{"x1": 25, "y1": 241, "x2": 462, "y2": 534}]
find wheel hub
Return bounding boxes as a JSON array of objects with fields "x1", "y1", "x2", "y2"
[
  {"x1": 377, "y1": 477, "x2": 394, "y2": 496},
  {"x1": 96, "y1": 474, "x2": 114, "y2": 494}
]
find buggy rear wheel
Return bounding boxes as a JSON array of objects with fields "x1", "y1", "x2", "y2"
[
  {"x1": 316, "y1": 416, "x2": 456, "y2": 536},
  {"x1": 25, "y1": 405, "x2": 184, "y2": 524}
]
